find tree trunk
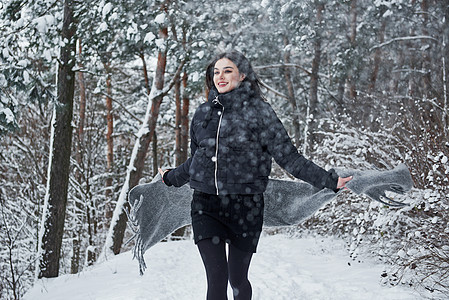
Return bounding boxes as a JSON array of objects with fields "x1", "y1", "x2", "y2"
[
  {"x1": 421, "y1": 0, "x2": 432, "y2": 96},
  {"x1": 71, "y1": 39, "x2": 87, "y2": 275},
  {"x1": 369, "y1": 20, "x2": 386, "y2": 92},
  {"x1": 140, "y1": 49, "x2": 151, "y2": 95},
  {"x1": 152, "y1": 130, "x2": 158, "y2": 177},
  {"x1": 282, "y1": 35, "x2": 301, "y2": 148},
  {"x1": 306, "y1": 2, "x2": 324, "y2": 154},
  {"x1": 390, "y1": 47, "x2": 403, "y2": 95},
  {"x1": 347, "y1": 0, "x2": 358, "y2": 99},
  {"x1": 443, "y1": 0, "x2": 449, "y2": 135},
  {"x1": 70, "y1": 236, "x2": 81, "y2": 274},
  {"x1": 179, "y1": 28, "x2": 189, "y2": 163},
  {"x1": 105, "y1": 64, "x2": 114, "y2": 220},
  {"x1": 77, "y1": 40, "x2": 86, "y2": 143},
  {"x1": 129, "y1": 29, "x2": 167, "y2": 186},
  {"x1": 77, "y1": 40, "x2": 96, "y2": 267},
  {"x1": 175, "y1": 75, "x2": 182, "y2": 165},
  {"x1": 336, "y1": 76, "x2": 346, "y2": 109},
  {"x1": 37, "y1": 0, "x2": 76, "y2": 279},
  {"x1": 408, "y1": 27, "x2": 417, "y2": 98},
  {"x1": 107, "y1": 24, "x2": 169, "y2": 256},
  {"x1": 172, "y1": 71, "x2": 189, "y2": 238},
  {"x1": 85, "y1": 191, "x2": 96, "y2": 266},
  {"x1": 336, "y1": 0, "x2": 357, "y2": 117},
  {"x1": 180, "y1": 71, "x2": 189, "y2": 163},
  {"x1": 139, "y1": 50, "x2": 159, "y2": 177}
]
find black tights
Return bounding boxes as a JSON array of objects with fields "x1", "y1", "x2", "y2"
[{"x1": 197, "y1": 238, "x2": 253, "y2": 300}]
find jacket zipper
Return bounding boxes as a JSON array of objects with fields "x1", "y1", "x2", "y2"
[{"x1": 213, "y1": 96, "x2": 224, "y2": 195}]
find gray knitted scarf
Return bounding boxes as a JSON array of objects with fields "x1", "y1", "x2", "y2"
[{"x1": 127, "y1": 164, "x2": 413, "y2": 275}]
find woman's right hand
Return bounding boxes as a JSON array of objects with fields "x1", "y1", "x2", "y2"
[
  {"x1": 158, "y1": 168, "x2": 170, "y2": 185},
  {"x1": 158, "y1": 167, "x2": 168, "y2": 177}
]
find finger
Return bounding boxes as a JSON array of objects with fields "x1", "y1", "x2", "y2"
[
  {"x1": 344, "y1": 176, "x2": 353, "y2": 190},
  {"x1": 343, "y1": 176, "x2": 353, "y2": 184}
]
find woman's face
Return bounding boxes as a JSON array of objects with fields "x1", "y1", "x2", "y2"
[{"x1": 213, "y1": 58, "x2": 245, "y2": 94}]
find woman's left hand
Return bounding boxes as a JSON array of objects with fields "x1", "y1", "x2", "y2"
[{"x1": 337, "y1": 176, "x2": 352, "y2": 190}]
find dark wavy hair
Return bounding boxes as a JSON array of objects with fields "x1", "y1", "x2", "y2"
[{"x1": 205, "y1": 50, "x2": 264, "y2": 99}]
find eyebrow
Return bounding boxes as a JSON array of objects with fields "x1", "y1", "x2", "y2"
[{"x1": 214, "y1": 66, "x2": 234, "y2": 70}]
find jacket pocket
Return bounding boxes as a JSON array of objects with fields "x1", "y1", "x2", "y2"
[{"x1": 189, "y1": 148, "x2": 214, "y2": 182}]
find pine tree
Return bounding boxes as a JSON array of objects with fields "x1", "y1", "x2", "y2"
[{"x1": 37, "y1": 0, "x2": 77, "y2": 278}]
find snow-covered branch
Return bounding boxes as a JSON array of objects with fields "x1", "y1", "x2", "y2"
[
  {"x1": 259, "y1": 80, "x2": 289, "y2": 99},
  {"x1": 152, "y1": 59, "x2": 186, "y2": 102},
  {"x1": 369, "y1": 35, "x2": 439, "y2": 52},
  {"x1": 254, "y1": 63, "x2": 312, "y2": 76}
]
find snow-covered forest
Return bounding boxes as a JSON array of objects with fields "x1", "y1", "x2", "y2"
[{"x1": 1, "y1": 0, "x2": 448, "y2": 299}]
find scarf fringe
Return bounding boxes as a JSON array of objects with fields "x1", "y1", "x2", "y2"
[{"x1": 125, "y1": 194, "x2": 147, "y2": 275}]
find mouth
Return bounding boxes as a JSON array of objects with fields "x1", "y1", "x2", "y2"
[{"x1": 217, "y1": 82, "x2": 228, "y2": 87}]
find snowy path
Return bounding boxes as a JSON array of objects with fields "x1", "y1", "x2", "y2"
[{"x1": 25, "y1": 234, "x2": 421, "y2": 300}]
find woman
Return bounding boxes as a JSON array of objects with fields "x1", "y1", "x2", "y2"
[{"x1": 159, "y1": 50, "x2": 351, "y2": 300}]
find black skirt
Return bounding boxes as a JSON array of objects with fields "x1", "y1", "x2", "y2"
[{"x1": 191, "y1": 190, "x2": 264, "y2": 253}]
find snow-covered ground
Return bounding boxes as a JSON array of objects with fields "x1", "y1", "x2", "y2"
[{"x1": 25, "y1": 234, "x2": 422, "y2": 300}]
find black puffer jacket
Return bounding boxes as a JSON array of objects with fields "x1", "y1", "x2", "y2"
[{"x1": 165, "y1": 82, "x2": 338, "y2": 195}]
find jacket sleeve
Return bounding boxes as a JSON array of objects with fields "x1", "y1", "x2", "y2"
[
  {"x1": 164, "y1": 120, "x2": 198, "y2": 187},
  {"x1": 259, "y1": 103, "x2": 338, "y2": 192}
]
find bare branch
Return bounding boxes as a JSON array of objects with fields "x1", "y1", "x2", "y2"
[{"x1": 96, "y1": 92, "x2": 143, "y2": 124}]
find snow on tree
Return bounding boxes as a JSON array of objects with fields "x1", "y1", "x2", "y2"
[
  {"x1": 36, "y1": 0, "x2": 77, "y2": 279},
  {"x1": 0, "y1": 0, "x2": 448, "y2": 298}
]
